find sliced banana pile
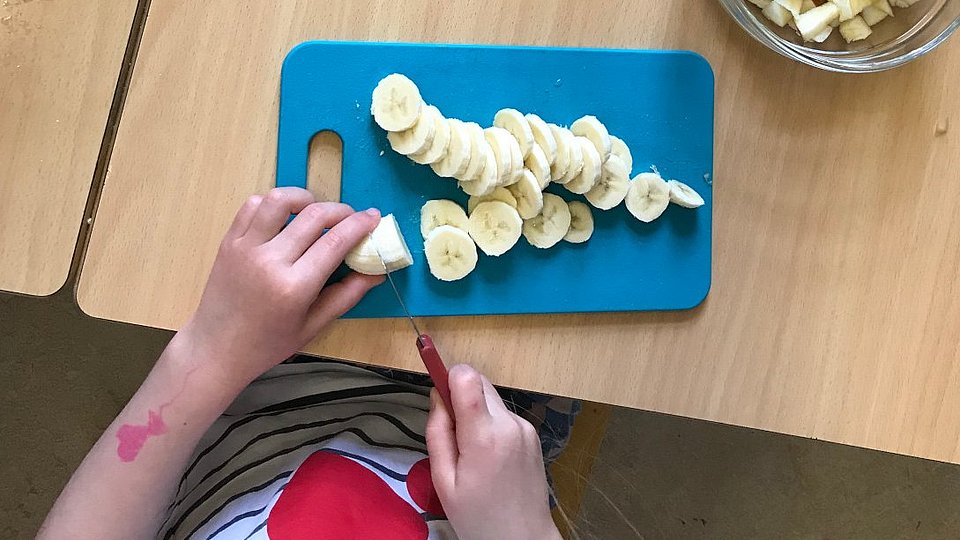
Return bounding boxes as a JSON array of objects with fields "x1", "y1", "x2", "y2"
[
  {"x1": 750, "y1": 0, "x2": 921, "y2": 44},
  {"x1": 371, "y1": 73, "x2": 707, "y2": 282}
]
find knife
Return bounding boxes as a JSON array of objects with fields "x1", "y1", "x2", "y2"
[{"x1": 369, "y1": 238, "x2": 454, "y2": 416}]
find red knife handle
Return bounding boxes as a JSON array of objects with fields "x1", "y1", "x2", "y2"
[{"x1": 417, "y1": 334, "x2": 453, "y2": 416}]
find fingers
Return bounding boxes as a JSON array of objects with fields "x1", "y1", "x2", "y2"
[
  {"x1": 479, "y1": 374, "x2": 511, "y2": 417},
  {"x1": 448, "y1": 364, "x2": 494, "y2": 452},
  {"x1": 295, "y1": 209, "x2": 381, "y2": 285},
  {"x1": 269, "y1": 202, "x2": 355, "y2": 260},
  {"x1": 225, "y1": 195, "x2": 264, "y2": 240},
  {"x1": 303, "y1": 271, "x2": 384, "y2": 333},
  {"x1": 243, "y1": 187, "x2": 316, "y2": 244},
  {"x1": 426, "y1": 389, "x2": 458, "y2": 493}
]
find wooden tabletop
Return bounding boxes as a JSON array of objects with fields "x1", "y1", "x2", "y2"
[
  {"x1": 0, "y1": 0, "x2": 138, "y2": 295},
  {"x1": 77, "y1": 1, "x2": 960, "y2": 463}
]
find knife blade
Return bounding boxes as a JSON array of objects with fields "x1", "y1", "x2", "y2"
[{"x1": 369, "y1": 236, "x2": 454, "y2": 416}]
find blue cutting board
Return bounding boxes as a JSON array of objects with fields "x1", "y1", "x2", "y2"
[{"x1": 277, "y1": 41, "x2": 714, "y2": 318}]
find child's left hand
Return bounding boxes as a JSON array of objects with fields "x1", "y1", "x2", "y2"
[{"x1": 181, "y1": 188, "x2": 384, "y2": 390}]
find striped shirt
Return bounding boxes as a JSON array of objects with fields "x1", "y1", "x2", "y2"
[{"x1": 158, "y1": 359, "x2": 457, "y2": 540}]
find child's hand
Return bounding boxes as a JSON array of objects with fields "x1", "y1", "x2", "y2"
[
  {"x1": 182, "y1": 188, "x2": 384, "y2": 390},
  {"x1": 426, "y1": 364, "x2": 562, "y2": 540}
]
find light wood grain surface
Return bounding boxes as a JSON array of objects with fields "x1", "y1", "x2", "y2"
[
  {"x1": 0, "y1": 0, "x2": 138, "y2": 295},
  {"x1": 78, "y1": 1, "x2": 960, "y2": 462}
]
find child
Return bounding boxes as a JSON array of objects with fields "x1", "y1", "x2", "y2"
[{"x1": 38, "y1": 187, "x2": 572, "y2": 540}]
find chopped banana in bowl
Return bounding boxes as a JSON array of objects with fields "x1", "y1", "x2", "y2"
[{"x1": 719, "y1": 0, "x2": 960, "y2": 71}]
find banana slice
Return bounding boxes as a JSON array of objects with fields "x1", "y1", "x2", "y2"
[
  {"x1": 522, "y1": 193, "x2": 571, "y2": 249},
  {"x1": 458, "y1": 122, "x2": 487, "y2": 181},
  {"x1": 468, "y1": 201, "x2": 522, "y2": 256},
  {"x1": 564, "y1": 137, "x2": 602, "y2": 194},
  {"x1": 667, "y1": 180, "x2": 705, "y2": 209},
  {"x1": 560, "y1": 129, "x2": 584, "y2": 185},
  {"x1": 430, "y1": 119, "x2": 471, "y2": 177},
  {"x1": 563, "y1": 201, "x2": 594, "y2": 244},
  {"x1": 525, "y1": 113, "x2": 557, "y2": 166},
  {"x1": 421, "y1": 199, "x2": 469, "y2": 239},
  {"x1": 609, "y1": 135, "x2": 633, "y2": 173},
  {"x1": 571, "y1": 115, "x2": 612, "y2": 161},
  {"x1": 483, "y1": 127, "x2": 515, "y2": 187},
  {"x1": 387, "y1": 104, "x2": 439, "y2": 156},
  {"x1": 586, "y1": 154, "x2": 630, "y2": 210},
  {"x1": 494, "y1": 108, "x2": 534, "y2": 159},
  {"x1": 504, "y1": 134, "x2": 524, "y2": 186},
  {"x1": 424, "y1": 225, "x2": 478, "y2": 282},
  {"x1": 548, "y1": 124, "x2": 572, "y2": 182},
  {"x1": 507, "y1": 169, "x2": 544, "y2": 220},
  {"x1": 524, "y1": 144, "x2": 551, "y2": 189},
  {"x1": 344, "y1": 214, "x2": 414, "y2": 275},
  {"x1": 467, "y1": 186, "x2": 517, "y2": 214},
  {"x1": 410, "y1": 111, "x2": 451, "y2": 165},
  {"x1": 370, "y1": 73, "x2": 423, "y2": 132},
  {"x1": 625, "y1": 172, "x2": 670, "y2": 223},
  {"x1": 458, "y1": 143, "x2": 497, "y2": 196}
]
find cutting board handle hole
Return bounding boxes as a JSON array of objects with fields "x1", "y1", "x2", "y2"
[{"x1": 307, "y1": 130, "x2": 343, "y2": 202}]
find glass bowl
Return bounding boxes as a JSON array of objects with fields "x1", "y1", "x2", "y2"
[{"x1": 718, "y1": 0, "x2": 960, "y2": 72}]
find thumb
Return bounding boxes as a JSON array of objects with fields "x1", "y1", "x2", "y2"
[{"x1": 426, "y1": 389, "x2": 458, "y2": 494}]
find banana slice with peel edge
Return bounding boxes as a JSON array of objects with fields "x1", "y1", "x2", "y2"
[
  {"x1": 626, "y1": 172, "x2": 671, "y2": 223},
  {"x1": 344, "y1": 214, "x2": 414, "y2": 275},
  {"x1": 424, "y1": 225, "x2": 478, "y2": 282},
  {"x1": 371, "y1": 73, "x2": 423, "y2": 132},
  {"x1": 522, "y1": 193, "x2": 571, "y2": 249},
  {"x1": 421, "y1": 199, "x2": 469, "y2": 239},
  {"x1": 468, "y1": 201, "x2": 523, "y2": 256},
  {"x1": 564, "y1": 201, "x2": 594, "y2": 244}
]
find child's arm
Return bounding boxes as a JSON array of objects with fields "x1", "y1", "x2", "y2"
[
  {"x1": 427, "y1": 364, "x2": 563, "y2": 540},
  {"x1": 38, "y1": 188, "x2": 384, "y2": 540}
]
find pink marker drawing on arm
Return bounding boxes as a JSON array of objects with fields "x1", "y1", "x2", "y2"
[{"x1": 115, "y1": 367, "x2": 198, "y2": 462}]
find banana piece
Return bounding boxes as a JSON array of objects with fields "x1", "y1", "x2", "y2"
[
  {"x1": 424, "y1": 225, "x2": 478, "y2": 281},
  {"x1": 548, "y1": 124, "x2": 572, "y2": 182},
  {"x1": 839, "y1": 15, "x2": 872, "y2": 42},
  {"x1": 494, "y1": 108, "x2": 534, "y2": 159},
  {"x1": 467, "y1": 186, "x2": 517, "y2": 214},
  {"x1": 563, "y1": 201, "x2": 594, "y2": 244},
  {"x1": 344, "y1": 214, "x2": 414, "y2": 275},
  {"x1": 458, "y1": 122, "x2": 487, "y2": 181},
  {"x1": 483, "y1": 127, "x2": 516, "y2": 186},
  {"x1": 625, "y1": 172, "x2": 670, "y2": 223},
  {"x1": 421, "y1": 199, "x2": 469, "y2": 239},
  {"x1": 609, "y1": 135, "x2": 633, "y2": 173},
  {"x1": 387, "y1": 104, "x2": 439, "y2": 156},
  {"x1": 795, "y1": 2, "x2": 840, "y2": 41},
  {"x1": 430, "y1": 119, "x2": 471, "y2": 177},
  {"x1": 559, "y1": 129, "x2": 584, "y2": 185},
  {"x1": 525, "y1": 144, "x2": 551, "y2": 189},
  {"x1": 585, "y1": 154, "x2": 630, "y2": 210},
  {"x1": 525, "y1": 113, "x2": 557, "y2": 166},
  {"x1": 522, "y1": 193, "x2": 571, "y2": 249},
  {"x1": 564, "y1": 137, "x2": 602, "y2": 194},
  {"x1": 410, "y1": 111, "x2": 451, "y2": 165},
  {"x1": 458, "y1": 142, "x2": 498, "y2": 196},
  {"x1": 666, "y1": 180, "x2": 705, "y2": 209},
  {"x1": 504, "y1": 133, "x2": 524, "y2": 186},
  {"x1": 468, "y1": 201, "x2": 523, "y2": 256},
  {"x1": 570, "y1": 115, "x2": 612, "y2": 161},
  {"x1": 370, "y1": 73, "x2": 423, "y2": 132},
  {"x1": 507, "y1": 169, "x2": 544, "y2": 219}
]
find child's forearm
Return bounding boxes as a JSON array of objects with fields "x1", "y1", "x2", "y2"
[{"x1": 38, "y1": 327, "x2": 244, "y2": 540}]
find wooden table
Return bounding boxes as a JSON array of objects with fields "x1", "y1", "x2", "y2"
[
  {"x1": 0, "y1": 0, "x2": 138, "y2": 295},
  {"x1": 78, "y1": 1, "x2": 960, "y2": 463}
]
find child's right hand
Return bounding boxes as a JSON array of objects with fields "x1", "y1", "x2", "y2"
[
  {"x1": 426, "y1": 364, "x2": 562, "y2": 540},
  {"x1": 181, "y1": 188, "x2": 384, "y2": 392}
]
